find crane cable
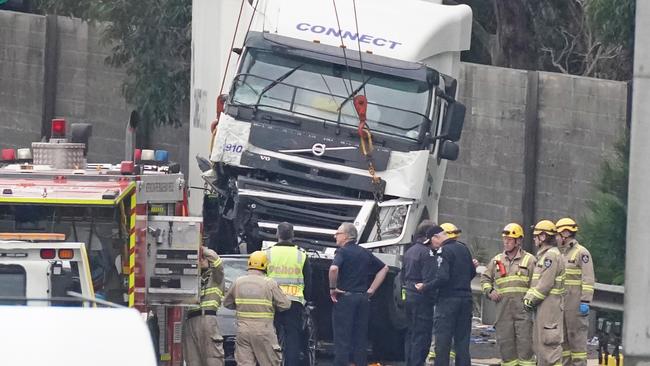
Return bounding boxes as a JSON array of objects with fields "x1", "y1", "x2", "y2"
[
  {"x1": 348, "y1": 0, "x2": 383, "y2": 241},
  {"x1": 209, "y1": 0, "x2": 260, "y2": 156}
]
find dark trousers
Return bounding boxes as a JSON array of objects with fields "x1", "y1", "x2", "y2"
[
  {"x1": 275, "y1": 301, "x2": 304, "y2": 366},
  {"x1": 405, "y1": 295, "x2": 434, "y2": 366},
  {"x1": 434, "y1": 297, "x2": 473, "y2": 366},
  {"x1": 332, "y1": 292, "x2": 369, "y2": 366}
]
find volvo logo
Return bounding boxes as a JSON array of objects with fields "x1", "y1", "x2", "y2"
[
  {"x1": 311, "y1": 143, "x2": 326, "y2": 156},
  {"x1": 280, "y1": 144, "x2": 356, "y2": 156}
]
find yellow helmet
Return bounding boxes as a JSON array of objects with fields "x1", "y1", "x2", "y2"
[
  {"x1": 501, "y1": 223, "x2": 524, "y2": 239},
  {"x1": 440, "y1": 222, "x2": 461, "y2": 239},
  {"x1": 248, "y1": 251, "x2": 268, "y2": 271},
  {"x1": 556, "y1": 217, "x2": 578, "y2": 233},
  {"x1": 532, "y1": 220, "x2": 556, "y2": 236}
]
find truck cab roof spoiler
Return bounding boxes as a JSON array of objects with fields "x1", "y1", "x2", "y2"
[{"x1": 245, "y1": 31, "x2": 440, "y2": 84}]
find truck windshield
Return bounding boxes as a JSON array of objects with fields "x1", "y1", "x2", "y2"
[{"x1": 231, "y1": 48, "x2": 432, "y2": 140}]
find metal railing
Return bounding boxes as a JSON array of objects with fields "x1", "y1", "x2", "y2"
[{"x1": 471, "y1": 279, "x2": 624, "y2": 312}]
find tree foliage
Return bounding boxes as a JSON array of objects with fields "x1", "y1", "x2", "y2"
[
  {"x1": 579, "y1": 132, "x2": 629, "y2": 285},
  {"x1": 446, "y1": 0, "x2": 635, "y2": 80},
  {"x1": 34, "y1": 0, "x2": 191, "y2": 127}
]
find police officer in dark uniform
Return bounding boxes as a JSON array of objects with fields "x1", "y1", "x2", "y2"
[
  {"x1": 402, "y1": 220, "x2": 437, "y2": 366},
  {"x1": 329, "y1": 222, "x2": 389, "y2": 366},
  {"x1": 416, "y1": 224, "x2": 476, "y2": 366}
]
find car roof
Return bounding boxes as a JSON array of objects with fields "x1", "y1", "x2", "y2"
[{"x1": 0, "y1": 306, "x2": 156, "y2": 366}]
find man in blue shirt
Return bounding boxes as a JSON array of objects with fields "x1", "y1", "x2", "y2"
[{"x1": 329, "y1": 222, "x2": 389, "y2": 366}]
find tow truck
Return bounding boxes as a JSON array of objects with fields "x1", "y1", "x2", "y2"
[
  {"x1": 191, "y1": 0, "x2": 472, "y2": 359},
  {"x1": 0, "y1": 118, "x2": 202, "y2": 366}
]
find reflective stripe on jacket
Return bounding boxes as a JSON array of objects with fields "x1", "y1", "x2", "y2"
[
  {"x1": 562, "y1": 239, "x2": 595, "y2": 303},
  {"x1": 222, "y1": 272, "x2": 292, "y2": 323},
  {"x1": 190, "y1": 257, "x2": 225, "y2": 312},
  {"x1": 524, "y1": 246, "x2": 566, "y2": 306},
  {"x1": 481, "y1": 249, "x2": 536, "y2": 297}
]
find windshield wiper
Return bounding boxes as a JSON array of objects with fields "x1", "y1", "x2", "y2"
[
  {"x1": 256, "y1": 64, "x2": 304, "y2": 104},
  {"x1": 338, "y1": 77, "x2": 372, "y2": 112}
]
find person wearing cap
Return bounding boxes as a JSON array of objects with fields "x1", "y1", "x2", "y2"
[
  {"x1": 481, "y1": 223, "x2": 536, "y2": 366},
  {"x1": 182, "y1": 246, "x2": 226, "y2": 366},
  {"x1": 329, "y1": 222, "x2": 389, "y2": 366},
  {"x1": 440, "y1": 222, "x2": 462, "y2": 241},
  {"x1": 223, "y1": 250, "x2": 291, "y2": 366},
  {"x1": 265, "y1": 222, "x2": 312, "y2": 366},
  {"x1": 523, "y1": 220, "x2": 566, "y2": 366},
  {"x1": 426, "y1": 222, "x2": 462, "y2": 365},
  {"x1": 415, "y1": 224, "x2": 476, "y2": 366},
  {"x1": 402, "y1": 220, "x2": 437, "y2": 366},
  {"x1": 555, "y1": 218, "x2": 595, "y2": 366}
]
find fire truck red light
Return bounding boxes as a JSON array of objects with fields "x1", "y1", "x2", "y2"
[
  {"x1": 1, "y1": 149, "x2": 16, "y2": 161},
  {"x1": 51, "y1": 118, "x2": 66, "y2": 137}
]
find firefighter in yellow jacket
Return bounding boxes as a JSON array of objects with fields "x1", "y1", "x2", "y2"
[
  {"x1": 481, "y1": 223, "x2": 536, "y2": 366},
  {"x1": 555, "y1": 218, "x2": 595, "y2": 366},
  {"x1": 523, "y1": 220, "x2": 566, "y2": 366},
  {"x1": 182, "y1": 246, "x2": 226, "y2": 366},
  {"x1": 223, "y1": 251, "x2": 291, "y2": 366}
]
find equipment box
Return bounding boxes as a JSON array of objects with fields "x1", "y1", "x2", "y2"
[{"x1": 138, "y1": 215, "x2": 202, "y2": 306}]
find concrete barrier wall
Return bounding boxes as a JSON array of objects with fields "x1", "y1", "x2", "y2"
[
  {"x1": 0, "y1": 11, "x2": 45, "y2": 148},
  {"x1": 439, "y1": 64, "x2": 627, "y2": 258},
  {"x1": 0, "y1": 11, "x2": 189, "y2": 171},
  {"x1": 0, "y1": 11, "x2": 627, "y2": 257}
]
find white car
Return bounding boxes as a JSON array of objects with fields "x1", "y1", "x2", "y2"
[{"x1": 0, "y1": 306, "x2": 157, "y2": 366}]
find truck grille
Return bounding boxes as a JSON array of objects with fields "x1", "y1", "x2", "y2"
[{"x1": 243, "y1": 196, "x2": 359, "y2": 230}]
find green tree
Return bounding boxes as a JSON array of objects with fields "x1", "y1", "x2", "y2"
[
  {"x1": 445, "y1": 0, "x2": 635, "y2": 80},
  {"x1": 579, "y1": 131, "x2": 629, "y2": 285},
  {"x1": 34, "y1": 0, "x2": 191, "y2": 127}
]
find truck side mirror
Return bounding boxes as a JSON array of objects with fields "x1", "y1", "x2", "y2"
[
  {"x1": 441, "y1": 102, "x2": 465, "y2": 142},
  {"x1": 439, "y1": 140, "x2": 459, "y2": 161}
]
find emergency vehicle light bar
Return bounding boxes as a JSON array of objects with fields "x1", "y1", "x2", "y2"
[{"x1": 0, "y1": 233, "x2": 66, "y2": 241}]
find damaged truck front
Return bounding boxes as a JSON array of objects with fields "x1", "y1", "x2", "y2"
[{"x1": 191, "y1": 0, "x2": 472, "y2": 359}]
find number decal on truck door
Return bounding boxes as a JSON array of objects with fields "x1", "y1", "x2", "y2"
[
  {"x1": 260, "y1": 155, "x2": 271, "y2": 161},
  {"x1": 223, "y1": 144, "x2": 244, "y2": 153}
]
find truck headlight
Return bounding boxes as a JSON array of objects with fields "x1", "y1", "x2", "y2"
[{"x1": 368, "y1": 204, "x2": 409, "y2": 242}]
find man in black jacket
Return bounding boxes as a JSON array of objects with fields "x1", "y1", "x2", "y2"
[
  {"x1": 402, "y1": 220, "x2": 436, "y2": 366},
  {"x1": 416, "y1": 225, "x2": 476, "y2": 366}
]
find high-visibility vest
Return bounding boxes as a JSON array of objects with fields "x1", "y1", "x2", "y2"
[{"x1": 266, "y1": 245, "x2": 306, "y2": 304}]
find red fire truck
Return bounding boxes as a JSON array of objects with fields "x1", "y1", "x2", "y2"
[{"x1": 0, "y1": 118, "x2": 201, "y2": 366}]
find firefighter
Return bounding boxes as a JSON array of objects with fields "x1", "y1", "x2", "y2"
[
  {"x1": 481, "y1": 223, "x2": 536, "y2": 366},
  {"x1": 182, "y1": 246, "x2": 226, "y2": 366},
  {"x1": 523, "y1": 220, "x2": 566, "y2": 366},
  {"x1": 266, "y1": 222, "x2": 312, "y2": 366},
  {"x1": 416, "y1": 224, "x2": 476, "y2": 366},
  {"x1": 223, "y1": 251, "x2": 291, "y2": 366},
  {"x1": 555, "y1": 218, "x2": 595, "y2": 366},
  {"x1": 402, "y1": 220, "x2": 436, "y2": 366},
  {"x1": 329, "y1": 222, "x2": 389, "y2": 366}
]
